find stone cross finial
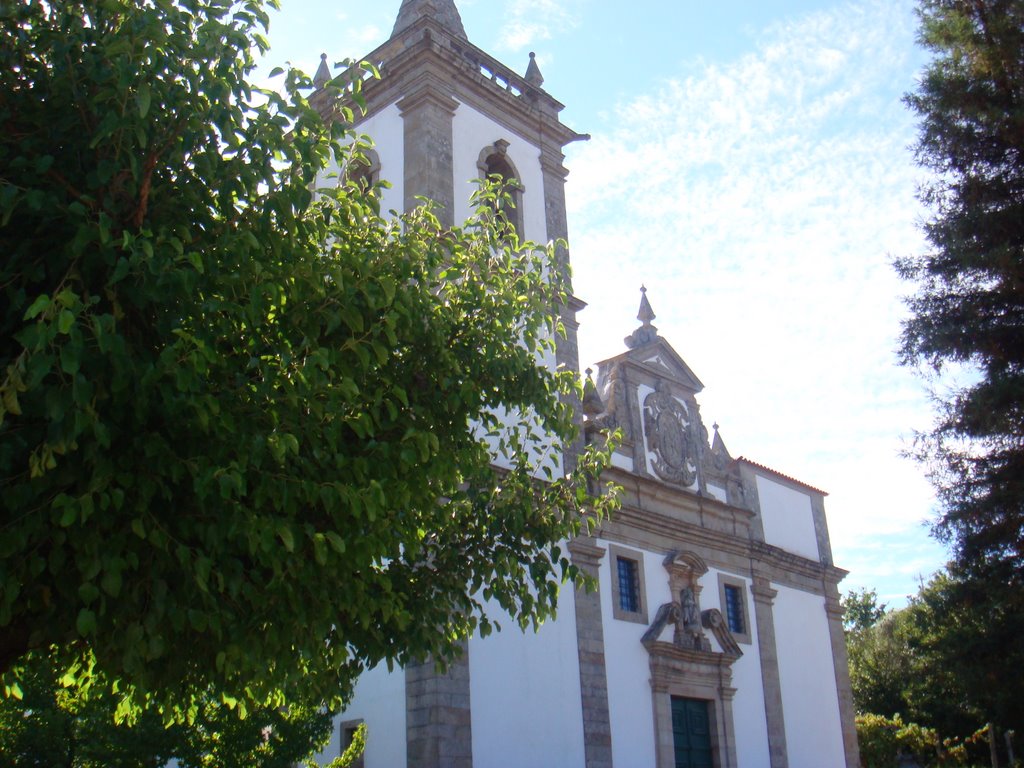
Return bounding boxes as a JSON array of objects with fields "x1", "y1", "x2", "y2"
[{"x1": 392, "y1": 0, "x2": 468, "y2": 39}]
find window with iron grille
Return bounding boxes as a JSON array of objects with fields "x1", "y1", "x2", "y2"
[
  {"x1": 723, "y1": 584, "x2": 745, "y2": 635},
  {"x1": 617, "y1": 556, "x2": 641, "y2": 613},
  {"x1": 717, "y1": 574, "x2": 751, "y2": 644},
  {"x1": 609, "y1": 545, "x2": 648, "y2": 624}
]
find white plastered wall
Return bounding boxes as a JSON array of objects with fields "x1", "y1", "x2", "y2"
[
  {"x1": 599, "y1": 543, "x2": 666, "y2": 768},
  {"x1": 319, "y1": 661, "x2": 408, "y2": 768},
  {"x1": 469, "y1": 594, "x2": 586, "y2": 768},
  {"x1": 756, "y1": 475, "x2": 820, "y2": 560},
  {"x1": 452, "y1": 102, "x2": 548, "y2": 245},
  {"x1": 704, "y1": 567, "x2": 771, "y2": 768},
  {"x1": 773, "y1": 585, "x2": 846, "y2": 768},
  {"x1": 321, "y1": 102, "x2": 405, "y2": 216}
]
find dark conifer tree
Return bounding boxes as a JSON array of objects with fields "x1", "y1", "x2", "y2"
[
  {"x1": 900, "y1": 0, "x2": 1024, "y2": 741},
  {"x1": 900, "y1": 0, "x2": 1024, "y2": 580}
]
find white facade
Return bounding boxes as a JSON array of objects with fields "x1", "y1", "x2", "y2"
[{"x1": 311, "y1": 2, "x2": 859, "y2": 766}]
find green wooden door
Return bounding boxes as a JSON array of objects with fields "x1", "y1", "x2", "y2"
[{"x1": 671, "y1": 697, "x2": 713, "y2": 768}]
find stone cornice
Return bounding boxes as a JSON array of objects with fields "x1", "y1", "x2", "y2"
[
  {"x1": 320, "y1": 21, "x2": 586, "y2": 156},
  {"x1": 567, "y1": 537, "x2": 606, "y2": 568},
  {"x1": 645, "y1": 640, "x2": 739, "y2": 668},
  {"x1": 596, "y1": 473, "x2": 848, "y2": 595}
]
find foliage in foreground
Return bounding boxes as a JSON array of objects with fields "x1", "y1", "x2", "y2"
[
  {"x1": 0, "y1": 0, "x2": 618, "y2": 719},
  {"x1": 0, "y1": 651, "x2": 334, "y2": 768}
]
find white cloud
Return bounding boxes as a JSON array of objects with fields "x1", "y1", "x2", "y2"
[
  {"x1": 565, "y1": 0, "x2": 942, "y2": 600},
  {"x1": 496, "y1": 0, "x2": 584, "y2": 52}
]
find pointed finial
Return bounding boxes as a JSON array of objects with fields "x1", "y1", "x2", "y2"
[
  {"x1": 638, "y1": 284, "x2": 656, "y2": 327},
  {"x1": 525, "y1": 51, "x2": 544, "y2": 87},
  {"x1": 624, "y1": 285, "x2": 659, "y2": 349},
  {"x1": 711, "y1": 422, "x2": 730, "y2": 458},
  {"x1": 392, "y1": 0, "x2": 468, "y2": 40},
  {"x1": 314, "y1": 53, "x2": 331, "y2": 89},
  {"x1": 582, "y1": 367, "x2": 605, "y2": 419}
]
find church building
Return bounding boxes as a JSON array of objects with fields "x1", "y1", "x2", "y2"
[{"x1": 311, "y1": 2, "x2": 860, "y2": 766}]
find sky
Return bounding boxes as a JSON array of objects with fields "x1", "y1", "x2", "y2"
[{"x1": 261, "y1": 0, "x2": 950, "y2": 607}]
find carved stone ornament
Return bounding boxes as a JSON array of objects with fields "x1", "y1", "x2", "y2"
[
  {"x1": 642, "y1": 551, "x2": 742, "y2": 659},
  {"x1": 644, "y1": 381, "x2": 697, "y2": 486}
]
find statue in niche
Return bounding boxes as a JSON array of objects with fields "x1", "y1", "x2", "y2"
[{"x1": 681, "y1": 587, "x2": 699, "y2": 630}]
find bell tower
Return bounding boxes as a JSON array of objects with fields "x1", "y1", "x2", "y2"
[
  {"x1": 313, "y1": 0, "x2": 588, "y2": 386},
  {"x1": 312, "y1": 4, "x2": 595, "y2": 767}
]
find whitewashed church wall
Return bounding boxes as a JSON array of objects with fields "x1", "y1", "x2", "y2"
[
  {"x1": 323, "y1": 102, "x2": 405, "y2": 216},
  {"x1": 599, "y1": 543, "x2": 670, "y2": 768},
  {"x1": 773, "y1": 584, "x2": 846, "y2": 768},
  {"x1": 320, "y1": 660, "x2": 408, "y2": 768},
  {"x1": 469, "y1": 596, "x2": 586, "y2": 768},
  {"x1": 451, "y1": 102, "x2": 549, "y2": 245},
  {"x1": 704, "y1": 567, "x2": 772, "y2": 768},
  {"x1": 755, "y1": 475, "x2": 820, "y2": 560}
]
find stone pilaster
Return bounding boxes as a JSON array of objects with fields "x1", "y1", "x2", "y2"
[
  {"x1": 541, "y1": 152, "x2": 586, "y2": 473},
  {"x1": 406, "y1": 645, "x2": 473, "y2": 768},
  {"x1": 398, "y1": 86, "x2": 458, "y2": 225},
  {"x1": 719, "y1": 685, "x2": 740, "y2": 768},
  {"x1": 825, "y1": 587, "x2": 862, "y2": 768},
  {"x1": 569, "y1": 537, "x2": 614, "y2": 768},
  {"x1": 751, "y1": 577, "x2": 788, "y2": 768}
]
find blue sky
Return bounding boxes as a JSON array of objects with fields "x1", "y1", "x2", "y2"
[{"x1": 262, "y1": 0, "x2": 949, "y2": 608}]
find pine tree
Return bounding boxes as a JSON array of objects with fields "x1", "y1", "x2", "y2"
[{"x1": 900, "y1": 0, "x2": 1024, "y2": 579}]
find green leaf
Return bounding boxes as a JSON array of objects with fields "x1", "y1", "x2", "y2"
[
  {"x1": 136, "y1": 83, "x2": 152, "y2": 118},
  {"x1": 101, "y1": 568, "x2": 123, "y2": 598},
  {"x1": 76, "y1": 609, "x2": 97, "y2": 636},
  {"x1": 57, "y1": 310, "x2": 75, "y2": 334},
  {"x1": 325, "y1": 531, "x2": 346, "y2": 554},
  {"x1": 23, "y1": 294, "x2": 50, "y2": 320},
  {"x1": 277, "y1": 525, "x2": 295, "y2": 552}
]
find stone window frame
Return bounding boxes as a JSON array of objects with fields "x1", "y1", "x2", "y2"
[
  {"x1": 338, "y1": 717, "x2": 365, "y2": 768},
  {"x1": 609, "y1": 544, "x2": 648, "y2": 624},
  {"x1": 476, "y1": 139, "x2": 525, "y2": 239},
  {"x1": 717, "y1": 573, "x2": 752, "y2": 645}
]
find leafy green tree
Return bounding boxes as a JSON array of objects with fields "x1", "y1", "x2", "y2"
[
  {"x1": 846, "y1": 572, "x2": 1022, "y2": 760},
  {"x1": 0, "y1": 651, "x2": 333, "y2": 767},
  {"x1": 0, "y1": 0, "x2": 616, "y2": 719},
  {"x1": 899, "y1": 0, "x2": 1024, "y2": 579},
  {"x1": 846, "y1": 607, "x2": 915, "y2": 723},
  {"x1": 842, "y1": 587, "x2": 889, "y2": 633},
  {"x1": 902, "y1": 570, "x2": 1024, "y2": 741}
]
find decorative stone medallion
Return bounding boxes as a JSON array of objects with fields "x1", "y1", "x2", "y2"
[{"x1": 643, "y1": 381, "x2": 697, "y2": 486}]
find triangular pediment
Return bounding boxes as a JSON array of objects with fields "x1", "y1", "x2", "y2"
[{"x1": 599, "y1": 337, "x2": 705, "y2": 395}]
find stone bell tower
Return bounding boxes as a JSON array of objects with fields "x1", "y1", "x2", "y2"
[
  {"x1": 311, "y1": 4, "x2": 594, "y2": 767},
  {"x1": 312, "y1": 0, "x2": 588, "y2": 372}
]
